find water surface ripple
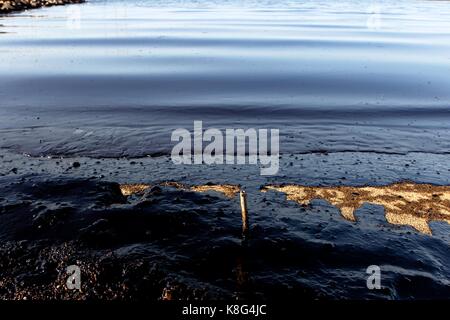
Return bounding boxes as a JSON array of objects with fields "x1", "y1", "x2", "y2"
[{"x1": 1, "y1": 0, "x2": 450, "y2": 157}]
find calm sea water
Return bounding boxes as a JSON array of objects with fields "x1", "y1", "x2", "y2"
[{"x1": 1, "y1": 0, "x2": 450, "y2": 157}]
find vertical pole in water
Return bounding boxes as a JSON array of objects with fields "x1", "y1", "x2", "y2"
[{"x1": 240, "y1": 190, "x2": 249, "y2": 236}]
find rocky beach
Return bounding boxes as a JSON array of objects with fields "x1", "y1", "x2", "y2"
[{"x1": 0, "y1": 0, "x2": 84, "y2": 14}]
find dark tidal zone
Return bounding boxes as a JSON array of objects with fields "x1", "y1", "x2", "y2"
[{"x1": 0, "y1": 172, "x2": 449, "y2": 300}]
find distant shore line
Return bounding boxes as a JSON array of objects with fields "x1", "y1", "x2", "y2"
[{"x1": 0, "y1": 0, "x2": 85, "y2": 14}]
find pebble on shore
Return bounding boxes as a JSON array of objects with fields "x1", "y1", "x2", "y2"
[{"x1": 0, "y1": 0, "x2": 85, "y2": 14}]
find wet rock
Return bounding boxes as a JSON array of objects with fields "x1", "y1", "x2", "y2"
[
  {"x1": 72, "y1": 161, "x2": 80, "y2": 168},
  {"x1": 32, "y1": 206, "x2": 73, "y2": 229},
  {"x1": 148, "y1": 185, "x2": 162, "y2": 194},
  {"x1": 79, "y1": 219, "x2": 117, "y2": 247}
]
